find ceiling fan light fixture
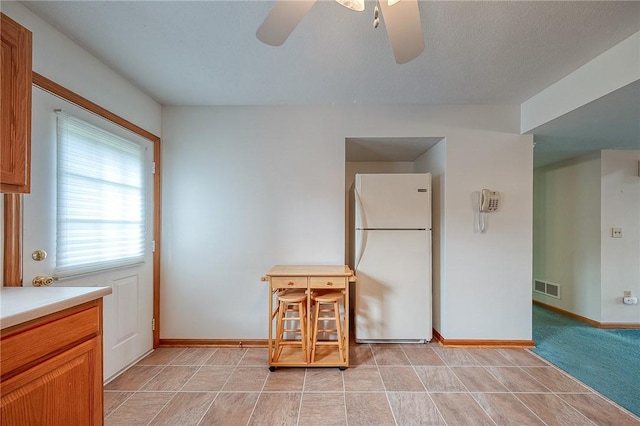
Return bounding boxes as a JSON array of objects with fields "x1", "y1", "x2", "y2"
[{"x1": 334, "y1": 0, "x2": 365, "y2": 12}]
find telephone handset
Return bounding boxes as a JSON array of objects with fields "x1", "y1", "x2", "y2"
[
  {"x1": 477, "y1": 189, "x2": 500, "y2": 233},
  {"x1": 480, "y1": 189, "x2": 501, "y2": 213}
]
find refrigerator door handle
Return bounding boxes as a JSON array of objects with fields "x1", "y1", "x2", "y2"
[
  {"x1": 354, "y1": 189, "x2": 366, "y2": 270},
  {"x1": 354, "y1": 189, "x2": 366, "y2": 230},
  {"x1": 355, "y1": 229, "x2": 366, "y2": 270}
]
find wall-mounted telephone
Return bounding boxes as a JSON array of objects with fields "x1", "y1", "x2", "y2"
[
  {"x1": 480, "y1": 189, "x2": 501, "y2": 213},
  {"x1": 477, "y1": 189, "x2": 501, "y2": 233}
]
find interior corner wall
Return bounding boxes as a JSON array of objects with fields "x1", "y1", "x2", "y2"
[
  {"x1": 533, "y1": 154, "x2": 602, "y2": 321},
  {"x1": 413, "y1": 141, "x2": 447, "y2": 334},
  {"x1": 600, "y1": 150, "x2": 640, "y2": 324}
]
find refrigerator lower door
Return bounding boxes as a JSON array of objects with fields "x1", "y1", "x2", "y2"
[{"x1": 355, "y1": 229, "x2": 432, "y2": 342}]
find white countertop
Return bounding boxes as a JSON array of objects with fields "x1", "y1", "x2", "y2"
[{"x1": 0, "y1": 286, "x2": 112, "y2": 330}]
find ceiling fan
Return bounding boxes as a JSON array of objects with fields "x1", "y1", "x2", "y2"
[{"x1": 256, "y1": 0, "x2": 425, "y2": 64}]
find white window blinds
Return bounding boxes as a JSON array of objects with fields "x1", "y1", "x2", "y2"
[{"x1": 56, "y1": 113, "x2": 146, "y2": 278}]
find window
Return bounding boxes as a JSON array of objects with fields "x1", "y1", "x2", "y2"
[{"x1": 56, "y1": 113, "x2": 146, "y2": 277}]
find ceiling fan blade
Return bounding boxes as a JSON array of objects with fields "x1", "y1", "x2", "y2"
[
  {"x1": 256, "y1": 0, "x2": 317, "y2": 46},
  {"x1": 378, "y1": 0, "x2": 425, "y2": 64}
]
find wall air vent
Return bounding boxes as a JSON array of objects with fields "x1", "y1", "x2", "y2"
[{"x1": 533, "y1": 279, "x2": 561, "y2": 299}]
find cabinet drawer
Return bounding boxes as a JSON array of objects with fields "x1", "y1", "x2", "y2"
[
  {"x1": 310, "y1": 277, "x2": 346, "y2": 289},
  {"x1": 271, "y1": 277, "x2": 307, "y2": 289},
  {"x1": 1, "y1": 303, "x2": 100, "y2": 378}
]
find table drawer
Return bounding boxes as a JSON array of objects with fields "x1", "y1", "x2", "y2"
[
  {"x1": 310, "y1": 277, "x2": 346, "y2": 289},
  {"x1": 271, "y1": 277, "x2": 307, "y2": 289}
]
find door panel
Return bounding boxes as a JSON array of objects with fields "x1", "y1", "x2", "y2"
[
  {"x1": 23, "y1": 87, "x2": 154, "y2": 381},
  {"x1": 355, "y1": 229, "x2": 432, "y2": 341},
  {"x1": 0, "y1": 337, "x2": 102, "y2": 425},
  {"x1": 355, "y1": 173, "x2": 431, "y2": 229}
]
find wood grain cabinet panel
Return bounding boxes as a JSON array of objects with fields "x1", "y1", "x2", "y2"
[
  {"x1": 0, "y1": 300, "x2": 104, "y2": 425},
  {"x1": 0, "y1": 338, "x2": 102, "y2": 425},
  {"x1": 271, "y1": 276, "x2": 307, "y2": 289},
  {"x1": 1, "y1": 13, "x2": 32, "y2": 193},
  {"x1": 0, "y1": 304, "x2": 100, "y2": 377},
  {"x1": 309, "y1": 277, "x2": 347, "y2": 289}
]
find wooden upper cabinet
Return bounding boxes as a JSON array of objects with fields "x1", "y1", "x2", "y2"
[{"x1": 1, "y1": 13, "x2": 32, "y2": 193}]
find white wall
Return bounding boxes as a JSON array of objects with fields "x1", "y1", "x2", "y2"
[
  {"x1": 161, "y1": 104, "x2": 533, "y2": 341},
  {"x1": 600, "y1": 150, "x2": 640, "y2": 324},
  {"x1": 1, "y1": 2, "x2": 161, "y2": 135},
  {"x1": 413, "y1": 141, "x2": 447, "y2": 333},
  {"x1": 444, "y1": 133, "x2": 533, "y2": 339},
  {"x1": 2, "y1": 2, "x2": 162, "y2": 366},
  {"x1": 533, "y1": 154, "x2": 602, "y2": 320},
  {"x1": 533, "y1": 150, "x2": 640, "y2": 324},
  {"x1": 1, "y1": 4, "x2": 161, "y2": 279}
]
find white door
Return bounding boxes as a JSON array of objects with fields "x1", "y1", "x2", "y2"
[
  {"x1": 355, "y1": 173, "x2": 431, "y2": 230},
  {"x1": 23, "y1": 87, "x2": 154, "y2": 381},
  {"x1": 354, "y1": 229, "x2": 432, "y2": 342}
]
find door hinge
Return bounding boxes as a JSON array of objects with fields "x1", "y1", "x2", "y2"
[
  {"x1": 152, "y1": 318, "x2": 156, "y2": 331},
  {"x1": 152, "y1": 240, "x2": 156, "y2": 252},
  {"x1": 151, "y1": 161, "x2": 156, "y2": 174}
]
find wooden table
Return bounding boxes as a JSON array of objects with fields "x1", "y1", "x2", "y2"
[{"x1": 262, "y1": 265, "x2": 355, "y2": 370}]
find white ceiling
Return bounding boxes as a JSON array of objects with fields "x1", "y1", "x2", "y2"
[
  {"x1": 20, "y1": 0, "x2": 640, "y2": 165},
  {"x1": 533, "y1": 80, "x2": 640, "y2": 167}
]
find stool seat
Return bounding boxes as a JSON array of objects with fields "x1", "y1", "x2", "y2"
[
  {"x1": 311, "y1": 291, "x2": 343, "y2": 303},
  {"x1": 273, "y1": 289, "x2": 308, "y2": 363},
  {"x1": 277, "y1": 290, "x2": 307, "y2": 303},
  {"x1": 310, "y1": 290, "x2": 346, "y2": 363}
]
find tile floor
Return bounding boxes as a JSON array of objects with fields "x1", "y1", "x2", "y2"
[{"x1": 104, "y1": 344, "x2": 640, "y2": 425}]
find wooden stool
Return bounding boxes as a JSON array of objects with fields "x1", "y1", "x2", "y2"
[
  {"x1": 273, "y1": 290, "x2": 308, "y2": 363},
  {"x1": 310, "y1": 290, "x2": 345, "y2": 363}
]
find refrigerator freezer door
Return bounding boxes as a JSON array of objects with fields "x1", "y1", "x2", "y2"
[
  {"x1": 355, "y1": 173, "x2": 431, "y2": 230},
  {"x1": 355, "y1": 229, "x2": 432, "y2": 342}
]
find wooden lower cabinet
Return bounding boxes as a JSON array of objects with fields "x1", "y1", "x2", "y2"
[{"x1": 0, "y1": 300, "x2": 104, "y2": 425}]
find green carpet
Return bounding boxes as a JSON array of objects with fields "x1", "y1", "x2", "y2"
[{"x1": 531, "y1": 304, "x2": 640, "y2": 417}]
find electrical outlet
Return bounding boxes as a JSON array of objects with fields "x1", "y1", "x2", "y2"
[
  {"x1": 611, "y1": 228, "x2": 622, "y2": 238},
  {"x1": 624, "y1": 291, "x2": 632, "y2": 297}
]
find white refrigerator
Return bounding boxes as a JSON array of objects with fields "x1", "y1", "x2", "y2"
[{"x1": 353, "y1": 173, "x2": 432, "y2": 343}]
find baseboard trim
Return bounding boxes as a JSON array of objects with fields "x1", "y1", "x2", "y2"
[
  {"x1": 158, "y1": 339, "x2": 268, "y2": 348},
  {"x1": 432, "y1": 329, "x2": 535, "y2": 348},
  {"x1": 533, "y1": 300, "x2": 640, "y2": 329}
]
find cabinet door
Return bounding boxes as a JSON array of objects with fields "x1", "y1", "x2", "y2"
[
  {"x1": 0, "y1": 337, "x2": 103, "y2": 426},
  {"x1": 1, "y1": 13, "x2": 32, "y2": 193}
]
